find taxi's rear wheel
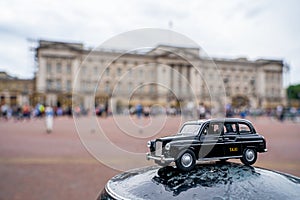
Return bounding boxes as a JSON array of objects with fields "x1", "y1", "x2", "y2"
[
  {"x1": 175, "y1": 149, "x2": 196, "y2": 171},
  {"x1": 240, "y1": 148, "x2": 257, "y2": 165}
]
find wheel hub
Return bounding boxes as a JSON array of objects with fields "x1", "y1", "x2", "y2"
[
  {"x1": 181, "y1": 153, "x2": 192, "y2": 167},
  {"x1": 246, "y1": 149, "x2": 255, "y2": 162}
]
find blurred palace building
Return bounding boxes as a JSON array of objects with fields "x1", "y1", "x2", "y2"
[
  {"x1": 0, "y1": 72, "x2": 34, "y2": 106},
  {"x1": 1, "y1": 40, "x2": 286, "y2": 111}
]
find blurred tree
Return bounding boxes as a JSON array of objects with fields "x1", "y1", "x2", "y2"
[{"x1": 287, "y1": 84, "x2": 300, "y2": 99}]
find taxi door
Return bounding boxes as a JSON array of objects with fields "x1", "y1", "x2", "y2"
[
  {"x1": 223, "y1": 122, "x2": 242, "y2": 156},
  {"x1": 199, "y1": 122, "x2": 225, "y2": 158}
]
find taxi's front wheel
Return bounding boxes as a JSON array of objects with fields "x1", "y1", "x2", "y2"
[
  {"x1": 240, "y1": 148, "x2": 257, "y2": 165},
  {"x1": 175, "y1": 149, "x2": 196, "y2": 171}
]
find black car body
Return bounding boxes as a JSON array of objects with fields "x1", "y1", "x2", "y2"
[{"x1": 146, "y1": 118, "x2": 267, "y2": 171}]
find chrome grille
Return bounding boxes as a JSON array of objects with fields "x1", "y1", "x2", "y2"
[{"x1": 155, "y1": 141, "x2": 162, "y2": 156}]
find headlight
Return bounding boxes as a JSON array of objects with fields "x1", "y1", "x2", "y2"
[
  {"x1": 147, "y1": 141, "x2": 151, "y2": 148},
  {"x1": 165, "y1": 143, "x2": 171, "y2": 150}
]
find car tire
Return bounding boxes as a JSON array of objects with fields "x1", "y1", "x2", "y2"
[
  {"x1": 240, "y1": 148, "x2": 257, "y2": 165},
  {"x1": 175, "y1": 149, "x2": 196, "y2": 171}
]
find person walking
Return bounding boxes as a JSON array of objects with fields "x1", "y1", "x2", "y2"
[
  {"x1": 1, "y1": 104, "x2": 8, "y2": 120},
  {"x1": 136, "y1": 104, "x2": 143, "y2": 119},
  {"x1": 198, "y1": 103, "x2": 206, "y2": 119},
  {"x1": 45, "y1": 105, "x2": 54, "y2": 133}
]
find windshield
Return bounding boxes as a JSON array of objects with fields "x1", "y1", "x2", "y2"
[{"x1": 179, "y1": 124, "x2": 201, "y2": 136}]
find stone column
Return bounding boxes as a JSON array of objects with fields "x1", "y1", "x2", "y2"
[{"x1": 173, "y1": 65, "x2": 180, "y2": 97}]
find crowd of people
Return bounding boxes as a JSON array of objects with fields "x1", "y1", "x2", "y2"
[
  {"x1": 0, "y1": 103, "x2": 73, "y2": 121},
  {"x1": 225, "y1": 104, "x2": 300, "y2": 122},
  {"x1": 1, "y1": 102, "x2": 299, "y2": 123}
]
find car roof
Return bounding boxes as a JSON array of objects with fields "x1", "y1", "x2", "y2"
[{"x1": 183, "y1": 118, "x2": 252, "y2": 125}]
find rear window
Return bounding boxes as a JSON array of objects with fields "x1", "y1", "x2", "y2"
[
  {"x1": 224, "y1": 123, "x2": 238, "y2": 134},
  {"x1": 238, "y1": 123, "x2": 252, "y2": 134}
]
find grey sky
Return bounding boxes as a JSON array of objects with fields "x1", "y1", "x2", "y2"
[{"x1": 0, "y1": 0, "x2": 299, "y2": 85}]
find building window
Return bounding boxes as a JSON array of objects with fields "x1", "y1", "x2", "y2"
[
  {"x1": 271, "y1": 88, "x2": 275, "y2": 97},
  {"x1": 105, "y1": 82, "x2": 110, "y2": 93},
  {"x1": 46, "y1": 79, "x2": 53, "y2": 90},
  {"x1": 56, "y1": 63, "x2": 62, "y2": 73},
  {"x1": 117, "y1": 68, "x2": 122, "y2": 76},
  {"x1": 149, "y1": 84, "x2": 155, "y2": 93},
  {"x1": 116, "y1": 81, "x2": 121, "y2": 93},
  {"x1": 128, "y1": 82, "x2": 133, "y2": 93},
  {"x1": 105, "y1": 68, "x2": 110, "y2": 76},
  {"x1": 151, "y1": 70, "x2": 154, "y2": 79},
  {"x1": 67, "y1": 64, "x2": 71, "y2": 74},
  {"x1": 56, "y1": 80, "x2": 61, "y2": 90},
  {"x1": 88, "y1": 81, "x2": 92, "y2": 91},
  {"x1": 223, "y1": 77, "x2": 229, "y2": 84},
  {"x1": 46, "y1": 62, "x2": 52, "y2": 73},
  {"x1": 128, "y1": 69, "x2": 132, "y2": 77},
  {"x1": 66, "y1": 80, "x2": 71, "y2": 91},
  {"x1": 140, "y1": 69, "x2": 143, "y2": 76},
  {"x1": 226, "y1": 90, "x2": 231, "y2": 96},
  {"x1": 139, "y1": 83, "x2": 144, "y2": 92},
  {"x1": 23, "y1": 85, "x2": 29, "y2": 94}
]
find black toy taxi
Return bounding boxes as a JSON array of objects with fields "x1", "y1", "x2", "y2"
[{"x1": 146, "y1": 118, "x2": 267, "y2": 171}]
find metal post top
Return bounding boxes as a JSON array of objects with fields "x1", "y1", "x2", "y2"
[{"x1": 99, "y1": 162, "x2": 300, "y2": 200}]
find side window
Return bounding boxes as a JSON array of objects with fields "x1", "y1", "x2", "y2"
[
  {"x1": 202, "y1": 125, "x2": 208, "y2": 136},
  {"x1": 180, "y1": 124, "x2": 200, "y2": 135},
  {"x1": 224, "y1": 123, "x2": 238, "y2": 134},
  {"x1": 207, "y1": 123, "x2": 222, "y2": 135},
  {"x1": 238, "y1": 123, "x2": 252, "y2": 134}
]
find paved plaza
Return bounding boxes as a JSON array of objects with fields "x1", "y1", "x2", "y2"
[{"x1": 0, "y1": 116, "x2": 299, "y2": 200}]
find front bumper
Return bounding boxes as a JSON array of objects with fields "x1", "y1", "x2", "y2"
[{"x1": 146, "y1": 153, "x2": 175, "y2": 163}]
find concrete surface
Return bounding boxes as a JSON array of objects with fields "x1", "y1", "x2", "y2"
[{"x1": 0, "y1": 116, "x2": 299, "y2": 200}]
